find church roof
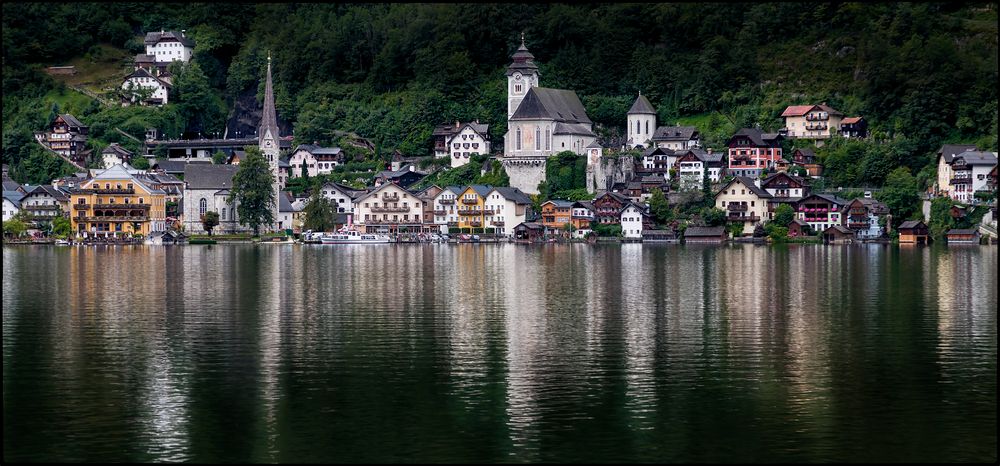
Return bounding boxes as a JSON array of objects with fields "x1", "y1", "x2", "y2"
[
  {"x1": 652, "y1": 126, "x2": 698, "y2": 142},
  {"x1": 510, "y1": 87, "x2": 592, "y2": 124},
  {"x1": 506, "y1": 35, "x2": 539, "y2": 77},
  {"x1": 628, "y1": 94, "x2": 656, "y2": 114},
  {"x1": 259, "y1": 57, "x2": 280, "y2": 143},
  {"x1": 184, "y1": 164, "x2": 238, "y2": 190}
]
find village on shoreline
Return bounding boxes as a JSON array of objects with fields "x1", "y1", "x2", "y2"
[{"x1": 3, "y1": 31, "x2": 998, "y2": 247}]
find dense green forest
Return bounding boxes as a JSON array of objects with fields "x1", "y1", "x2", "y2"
[{"x1": 3, "y1": 2, "x2": 997, "y2": 188}]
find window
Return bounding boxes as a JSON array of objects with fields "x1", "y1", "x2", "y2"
[
  {"x1": 545, "y1": 129, "x2": 551, "y2": 151},
  {"x1": 222, "y1": 207, "x2": 227, "y2": 220},
  {"x1": 645, "y1": 120, "x2": 649, "y2": 134},
  {"x1": 199, "y1": 198, "x2": 207, "y2": 216},
  {"x1": 535, "y1": 127, "x2": 541, "y2": 150},
  {"x1": 516, "y1": 128, "x2": 522, "y2": 151}
]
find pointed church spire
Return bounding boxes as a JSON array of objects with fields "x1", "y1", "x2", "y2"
[{"x1": 259, "y1": 52, "x2": 279, "y2": 142}]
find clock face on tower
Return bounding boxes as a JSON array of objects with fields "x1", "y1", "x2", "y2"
[
  {"x1": 266, "y1": 140, "x2": 272, "y2": 147},
  {"x1": 514, "y1": 73, "x2": 522, "y2": 81}
]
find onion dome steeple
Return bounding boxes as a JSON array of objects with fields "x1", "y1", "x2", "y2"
[{"x1": 506, "y1": 31, "x2": 539, "y2": 77}]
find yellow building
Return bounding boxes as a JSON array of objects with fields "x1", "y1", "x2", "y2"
[
  {"x1": 70, "y1": 165, "x2": 167, "y2": 238},
  {"x1": 455, "y1": 185, "x2": 492, "y2": 231}
]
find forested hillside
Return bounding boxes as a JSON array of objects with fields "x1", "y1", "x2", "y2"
[{"x1": 3, "y1": 2, "x2": 997, "y2": 187}]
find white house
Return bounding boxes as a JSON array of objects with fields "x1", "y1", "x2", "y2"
[
  {"x1": 946, "y1": 151, "x2": 998, "y2": 203},
  {"x1": 121, "y1": 68, "x2": 171, "y2": 106},
  {"x1": 571, "y1": 201, "x2": 594, "y2": 238},
  {"x1": 674, "y1": 148, "x2": 723, "y2": 189},
  {"x1": 101, "y1": 143, "x2": 135, "y2": 169},
  {"x1": 144, "y1": 30, "x2": 195, "y2": 64},
  {"x1": 652, "y1": 126, "x2": 701, "y2": 151},
  {"x1": 431, "y1": 186, "x2": 464, "y2": 234},
  {"x1": 353, "y1": 182, "x2": 425, "y2": 234},
  {"x1": 935, "y1": 144, "x2": 978, "y2": 196},
  {"x1": 483, "y1": 186, "x2": 534, "y2": 237},
  {"x1": 319, "y1": 181, "x2": 365, "y2": 214},
  {"x1": 289, "y1": 144, "x2": 344, "y2": 177},
  {"x1": 3, "y1": 191, "x2": 23, "y2": 221},
  {"x1": 447, "y1": 122, "x2": 491, "y2": 168},
  {"x1": 276, "y1": 191, "x2": 299, "y2": 232},
  {"x1": 620, "y1": 202, "x2": 648, "y2": 239},
  {"x1": 20, "y1": 185, "x2": 69, "y2": 222},
  {"x1": 715, "y1": 177, "x2": 772, "y2": 236}
]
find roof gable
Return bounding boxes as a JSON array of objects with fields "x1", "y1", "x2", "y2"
[
  {"x1": 510, "y1": 87, "x2": 592, "y2": 124},
  {"x1": 628, "y1": 94, "x2": 656, "y2": 114}
]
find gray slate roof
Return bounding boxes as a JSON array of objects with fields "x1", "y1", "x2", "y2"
[
  {"x1": 60, "y1": 114, "x2": 85, "y2": 128},
  {"x1": 492, "y1": 186, "x2": 532, "y2": 204},
  {"x1": 184, "y1": 164, "x2": 238, "y2": 189},
  {"x1": 552, "y1": 122, "x2": 595, "y2": 137},
  {"x1": 544, "y1": 199, "x2": 575, "y2": 208},
  {"x1": 144, "y1": 31, "x2": 195, "y2": 47},
  {"x1": 628, "y1": 94, "x2": 656, "y2": 114},
  {"x1": 952, "y1": 151, "x2": 998, "y2": 166},
  {"x1": 938, "y1": 144, "x2": 979, "y2": 163},
  {"x1": 652, "y1": 126, "x2": 698, "y2": 142},
  {"x1": 510, "y1": 87, "x2": 592, "y2": 124},
  {"x1": 3, "y1": 191, "x2": 25, "y2": 207},
  {"x1": 727, "y1": 128, "x2": 782, "y2": 146},
  {"x1": 946, "y1": 229, "x2": 978, "y2": 235}
]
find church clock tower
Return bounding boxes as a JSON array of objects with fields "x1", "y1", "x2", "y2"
[
  {"x1": 507, "y1": 32, "x2": 539, "y2": 119},
  {"x1": 259, "y1": 53, "x2": 282, "y2": 231}
]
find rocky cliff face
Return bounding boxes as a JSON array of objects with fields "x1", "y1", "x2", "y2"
[
  {"x1": 587, "y1": 154, "x2": 635, "y2": 192},
  {"x1": 225, "y1": 87, "x2": 293, "y2": 139}
]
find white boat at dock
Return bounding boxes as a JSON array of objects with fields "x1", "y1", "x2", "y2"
[{"x1": 320, "y1": 229, "x2": 391, "y2": 244}]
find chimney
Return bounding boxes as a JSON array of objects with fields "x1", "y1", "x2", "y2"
[
  {"x1": 455, "y1": 120, "x2": 460, "y2": 129},
  {"x1": 707, "y1": 148, "x2": 712, "y2": 154},
  {"x1": 181, "y1": 30, "x2": 186, "y2": 37}
]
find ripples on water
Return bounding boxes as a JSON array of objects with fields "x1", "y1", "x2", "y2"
[{"x1": 2, "y1": 243, "x2": 997, "y2": 463}]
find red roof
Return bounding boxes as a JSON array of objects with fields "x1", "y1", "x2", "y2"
[
  {"x1": 842, "y1": 116, "x2": 863, "y2": 124},
  {"x1": 781, "y1": 105, "x2": 815, "y2": 117}
]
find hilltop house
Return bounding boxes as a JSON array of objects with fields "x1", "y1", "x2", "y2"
[
  {"x1": 34, "y1": 114, "x2": 90, "y2": 166},
  {"x1": 143, "y1": 30, "x2": 194, "y2": 65},
  {"x1": 840, "y1": 117, "x2": 867, "y2": 138},
  {"x1": 781, "y1": 103, "x2": 844, "y2": 139},
  {"x1": 319, "y1": 181, "x2": 366, "y2": 215},
  {"x1": 121, "y1": 67, "x2": 172, "y2": 106},
  {"x1": 101, "y1": 143, "x2": 135, "y2": 169}
]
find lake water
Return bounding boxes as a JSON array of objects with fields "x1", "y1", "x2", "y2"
[{"x1": 2, "y1": 243, "x2": 996, "y2": 463}]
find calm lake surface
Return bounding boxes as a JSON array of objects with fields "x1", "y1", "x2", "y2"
[{"x1": 2, "y1": 243, "x2": 996, "y2": 463}]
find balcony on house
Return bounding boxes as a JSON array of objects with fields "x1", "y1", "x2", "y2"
[
  {"x1": 727, "y1": 213, "x2": 760, "y2": 222},
  {"x1": 371, "y1": 206, "x2": 409, "y2": 213},
  {"x1": 89, "y1": 187, "x2": 135, "y2": 195},
  {"x1": 847, "y1": 219, "x2": 870, "y2": 229},
  {"x1": 438, "y1": 198, "x2": 454, "y2": 205},
  {"x1": 469, "y1": 220, "x2": 482, "y2": 227},
  {"x1": 461, "y1": 198, "x2": 479, "y2": 205},
  {"x1": 93, "y1": 203, "x2": 150, "y2": 210},
  {"x1": 433, "y1": 209, "x2": 447, "y2": 216},
  {"x1": 458, "y1": 209, "x2": 483, "y2": 216},
  {"x1": 805, "y1": 114, "x2": 829, "y2": 121},
  {"x1": 382, "y1": 193, "x2": 400, "y2": 202},
  {"x1": 727, "y1": 204, "x2": 748, "y2": 212},
  {"x1": 805, "y1": 122, "x2": 828, "y2": 130},
  {"x1": 81, "y1": 215, "x2": 148, "y2": 222},
  {"x1": 492, "y1": 220, "x2": 505, "y2": 227},
  {"x1": 950, "y1": 175, "x2": 972, "y2": 185}
]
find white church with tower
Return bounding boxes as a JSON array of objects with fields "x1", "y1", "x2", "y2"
[{"x1": 502, "y1": 34, "x2": 597, "y2": 194}]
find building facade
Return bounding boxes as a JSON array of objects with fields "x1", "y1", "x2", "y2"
[
  {"x1": 726, "y1": 128, "x2": 783, "y2": 178},
  {"x1": 70, "y1": 165, "x2": 167, "y2": 237},
  {"x1": 781, "y1": 104, "x2": 845, "y2": 139},
  {"x1": 715, "y1": 177, "x2": 772, "y2": 236},
  {"x1": 354, "y1": 183, "x2": 426, "y2": 233}
]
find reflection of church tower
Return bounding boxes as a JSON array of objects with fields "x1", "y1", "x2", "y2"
[
  {"x1": 259, "y1": 54, "x2": 282, "y2": 230},
  {"x1": 506, "y1": 32, "x2": 539, "y2": 119}
]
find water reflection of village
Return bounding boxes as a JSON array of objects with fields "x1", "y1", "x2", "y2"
[{"x1": 1, "y1": 244, "x2": 996, "y2": 462}]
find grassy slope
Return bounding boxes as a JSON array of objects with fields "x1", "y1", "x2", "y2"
[{"x1": 47, "y1": 43, "x2": 130, "y2": 96}]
